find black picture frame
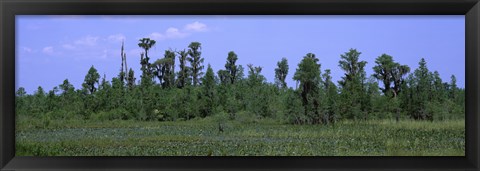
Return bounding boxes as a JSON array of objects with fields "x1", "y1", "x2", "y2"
[{"x1": 1, "y1": 0, "x2": 479, "y2": 170}]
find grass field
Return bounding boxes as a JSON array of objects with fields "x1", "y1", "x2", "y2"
[{"x1": 15, "y1": 115, "x2": 465, "y2": 156}]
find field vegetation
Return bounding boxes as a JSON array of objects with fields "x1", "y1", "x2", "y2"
[{"x1": 16, "y1": 115, "x2": 464, "y2": 156}]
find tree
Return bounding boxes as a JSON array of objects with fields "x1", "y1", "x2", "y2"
[
  {"x1": 391, "y1": 64, "x2": 410, "y2": 98},
  {"x1": 34, "y1": 86, "x2": 45, "y2": 97},
  {"x1": 138, "y1": 38, "x2": 156, "y2": 86},
  {"x1": 247, "y1": 64, "x2": 266, "y2": 87},
  {"x1": 168, "y1": 50, "x2": 176, "y2": 86},
  {"x1": 338, "y1": 49, "x2": 368, "y2": 120},
  {"x1": 275, "y1": 58, "x2": 289, "y2": 89},
  {"x1": 111, "y1": 76, "x2": 125, "y2": 109},
  {"x1": 176, "y1": 50, "x2": 190, "y2": 88},
  {"x1": 372, "y1": 54, "x2": 395, "y2": 96},
  {"x1": 218, "y1": 69, "x2": 230, "y2": 85},
  {"x1": 59, "y1": 78, "x2": 76, "y2": 111},
  {"x1": 373, "y1": 54, "x2": 410, "y2": 98},
  {"x1": 153, "y1": 58, "x2": 166, "y2": 86},
  {"x1": 153, "y1": 50, "x2": 176, "y2": 88},
  {"x1": 139, "y1": 53, "x2": 154, "y2": 88},
  {"x1": 322, "y1": 69, "x2": 338, "y2": 124},
  {"x1": 372, "y1": 54, "x2": 410, "y2": 121},
  {"x1": 432, "y1": 71, "x2": 446, "y2": 101},
  {"x1": 98, "y1": 74, "x2": 113, "y2": 111},
  {"x1": 449, "y1": 75, "x2": 457, "y2": 100},
  {"x1": 187, "y1": 42, "x2": 204, "y2": 86},
  {"x1": 246, "y1": 64, "x2": 269, "y2": 118},
  {"x1": 236, "y1": 65, "x2": 245, "y2": 83},
  {"x1": 32, "y1": 86, "x2": 47, "y2": 114},
  {"x1": 408, "y1": 58, "x2": 434, "y2": 120},
  {"x1": 59, "y1": 79, "x2": 74, "y2": 95},
  {"x1": 82, "y1": 65, "x2": 100, "y2": 94},
  {"x1": 16, "y1": 87, "x2": 27, "y2": 97},
  {"x1": 225, "y1": 51, "x2": 239, "y2": 84},
  {"x1": 365, "y1": 76, "x2": 381, "y2": 105},
  {"x1": 200, "y1": 64, "x2": 216, "y2": 117},
  {"x1": 127, "y1": 68, "x2": 136, "y2": 90},
  {"x1": 16, "y1": 87, "x2": 27, "y2": 114},
  {"x1": 338, "y1": 49, "x2": 367, "y2": 88},
  {"x1": 285, "y1": 89, "x2": 304, "y2": 124},
  {"x1": 119, "y1": 41, "x2": 128, "y2": 84},
  {"x1": 46, "y1": 86, "x2": 59, "y2": 112},
  {"x1": 293, "y1": 53, "x2": 322, "y2": 124},
  {"x1": 138, "y1": 38, "x2": 156, "y2": 73}
]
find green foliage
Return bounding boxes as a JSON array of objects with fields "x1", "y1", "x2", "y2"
[
  {"x1": 217, "y1": 69, "x2": 229, "y2": 85},
  {"x1": 246, "y1": 64, "x2": 265, "y2": 86},
  {"x1": 404, "y1": 58, "x2": 434, "y2": 120},
  {"x1": 284, "y1": 89, "x2": 305, "y2": 124},
  {"x1": 59, "y1": 79, "x2": 74, "y2": 95},
  {"x1": 244, "y1": 64, "x2": 273, "y2": 118},
  {"x1": 391, "y1": 64, "x2": 410, "y2": 98},
  {"x1": 176, "y1": 50, "x2": 190, "y2": 88},
  {"x1": 188, "y1": 42, "x2": 204, "y2": 86},
  {"x1": 82, "y1": 65, "x2": 100, "y2": 94},
  {"x1": 338, "y1": 49, "x2": 368, "y2": 120},
  {"x1": 170, "y1": 86, "x2": 200, "y2": 120},
  {"x1": 225, "y1": 51, "x2": 239, "y2": 84},
  {"x1": 92, "y1": 108, "x2": 131, "y2": 121},
  {"x1": 275, "y1": 58, "x2": 289, "y2": 89},
  {"x1": 126, "y1": 68, "x2": 136, "y2": 90},
  {"x1": 138, "y1": 38, "x2": 156, "y2": 88},
  {"x1": 15, "y1": 42, "x2": 464, "y2": 128},
  {"x1": 199, "y1": 65, "x2": 216, "y2": 118},
  {"x1": 449, "y1": 75, "x2": 457, "y2": 100},
  {"x1": 373, "y1": 54, "x2": 396, "y2": 96},
  {"x1": 153, "y1": 50, "x2": 176, "y2": 88},
  {"x1": 293, "y1": 53, "x2": 322, "y2": 124},
  {"x1": 322, "y1": 69, "x2": 338, "y2": 124}
]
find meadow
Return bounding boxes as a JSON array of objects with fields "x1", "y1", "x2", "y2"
[{"x1": 16, "y1": 113, "x2": 465, "y2": 156}]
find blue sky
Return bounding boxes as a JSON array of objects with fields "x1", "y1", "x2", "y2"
[{"x1": 16, "y1": 15, "x2": 465, "y2": 94}]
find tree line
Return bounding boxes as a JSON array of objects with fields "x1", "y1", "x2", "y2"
[{"x1": 16, "y1": 38, "x2": 465, "y2": 124}]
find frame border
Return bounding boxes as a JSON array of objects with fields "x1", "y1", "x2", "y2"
[{"x1": 1, "y1": 0, "x2": 479, "y2": 170}]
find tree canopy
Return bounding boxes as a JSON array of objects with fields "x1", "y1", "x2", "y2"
[{"x1": 16, "y1": 40, "x2": 464, "y2": 125}]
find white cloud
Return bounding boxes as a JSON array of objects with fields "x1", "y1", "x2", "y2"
[
  {"x1": 184, "y1": 21, "x2": 208, "y2": 32},
  {"x1": 42, "y1": 46, "x2": 54, "y2": 55},
  {"x1": 165, "y1": 27, "x2": 188, "y2": 39},
  {"x1": 149, "y1": 32, "x2": 165, "y2": 40},
  {"x1": 22, "y1": 47, "x2": 32, "y2": 53},
  {"x1": 38, "y1": 35, "x2": 128, "y2": 61},
  {"x1": 62, "y1": 44, "x2": 76, "y2": 50},
  {"x1": 64, "y1": 34, "x2": 114, "y2": 51},
  {"x1": 108, "y1": 34, "x2": 126, "y2": 43},
  {"x1": 148, "y1": 27, "x2": 188, "y2": 41},
  {"x1": 146, "y1": 22, "x2": 209, "y2": 41},
  {"x1": 74, "y1": 36, "x2": 99, "y2": 46}
]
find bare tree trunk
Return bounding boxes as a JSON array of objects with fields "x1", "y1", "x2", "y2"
[{"x1": 124, "y1": 54, "x2": 128, "y2": 78}]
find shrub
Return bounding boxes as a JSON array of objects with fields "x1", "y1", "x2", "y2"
[
  {"x1": 92, "y1": 108, "x2": 131, "y2": 121},
  {"x1": 235, "y1": 110, "x2": 259, "y2": 124},
  {"x1": 44, "y1": 109, "x2": 78, "y2": 120},
  {"x1": 284, "y1": 90, "x2": 305, "y2": 124}
]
